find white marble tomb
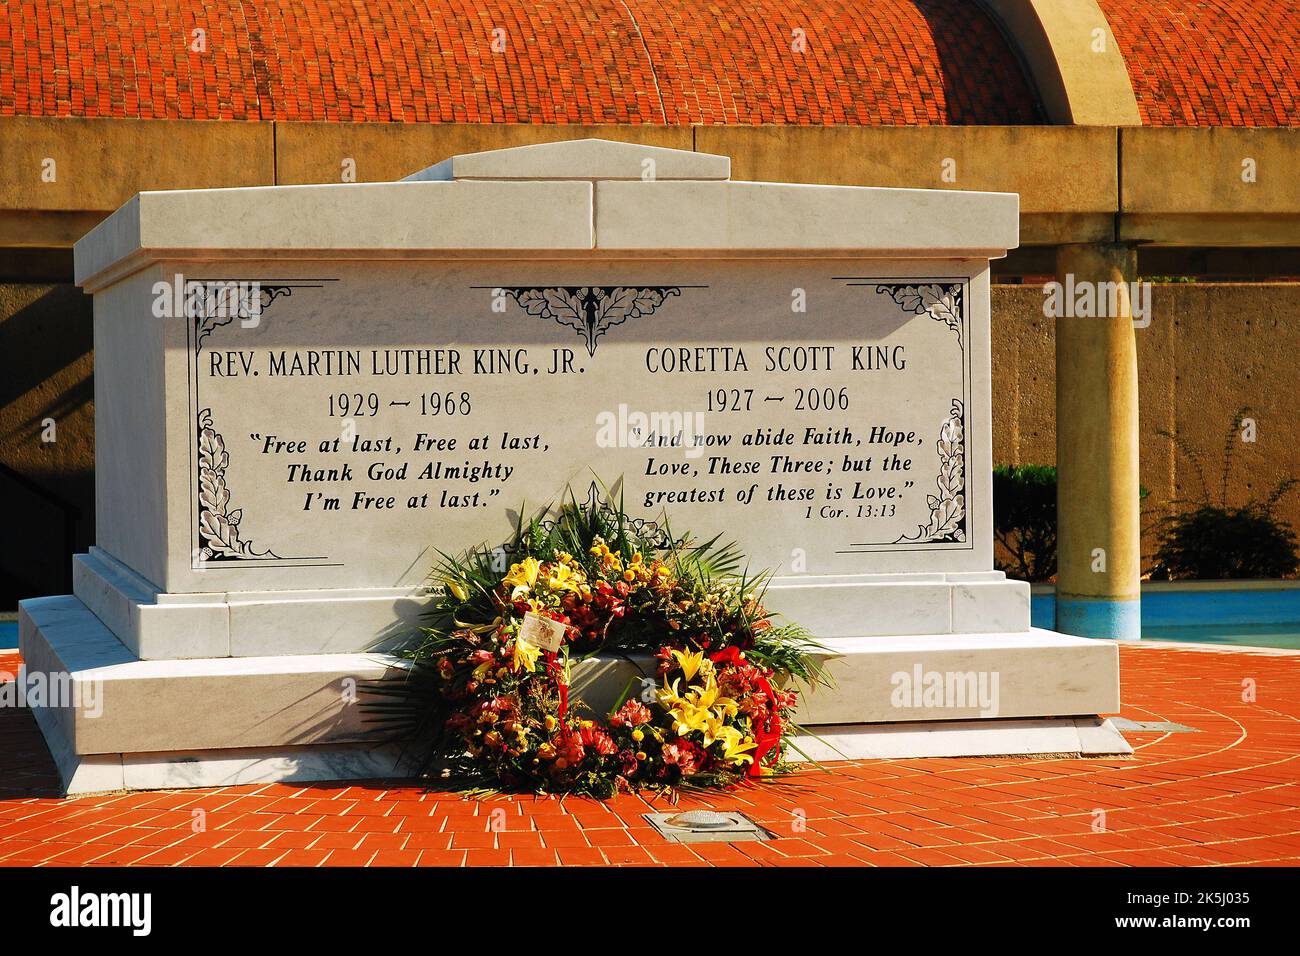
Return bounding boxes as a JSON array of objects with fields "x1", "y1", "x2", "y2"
[{"x1": 20, "y1": 139, "x2": 1126, "y2": 794}]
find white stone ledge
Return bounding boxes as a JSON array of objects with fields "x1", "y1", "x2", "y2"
[
  {"x1": 795, "y1": 629, "x2": 1120, "y2": 724},
  {"x1": 20, "y1": 595, "x2": 405, "y2": 756},
  {"x1": 74, "y1": 145, "x2": 1019, "y2": 291},
  {"x1": 74, "y1": 179, "x2": 597, "y2": 289},
  {"x1": 74, "y1": 548, "x2": 430, "y2": 659},
  {"x1": 595, "y1": 180, "x2": 1019, "y2": 255},
  {"x1": 792, "y1": 717, "x2": 1131, "y2": 761}
]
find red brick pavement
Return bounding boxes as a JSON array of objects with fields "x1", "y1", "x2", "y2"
[{"x1": 1, "y1": 643, "x2": 1298, "y2": 867}]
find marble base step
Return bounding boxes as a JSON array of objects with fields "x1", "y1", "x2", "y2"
[
  {"x1": 71, "y1": 545, "x2": 1033, "y2": 661},
  {"x1": 19, "y1": 593, "x2": 1122, "y2": 795},
  {"x1": 791, "y1": 717, "x2": 1131, "y2": 761},
  {"x1": 571, "y1": 630, "x2": 1121, "y2": 724}
]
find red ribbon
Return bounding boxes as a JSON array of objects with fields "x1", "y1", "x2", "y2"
[
  {"x1": 545, "y1": 650, "x2": 569, "y2": 739},
  {"x1": 709, "y1": 648, "x2": 781, "y2": 778},
  {"x1": 747, "y1": 673, "x2": 782, "y2": 778}
]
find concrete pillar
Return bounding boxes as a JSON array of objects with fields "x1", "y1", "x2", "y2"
[{"x1": 1054, "y1": 243, "x2": 1142, "y2": 640}]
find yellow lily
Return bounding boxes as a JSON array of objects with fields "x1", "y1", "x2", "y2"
[
  {"x1": 511, "y1": 637, "x2": 541, "y2": 673},
  {"x1": 502, "y1": 558, "x2": 540, "y2": 599},
  {"x1": 543, "y1": 563, "x2": 584, "y2": 593},
  {"x1": 688, "y1": 680, "x2": 739, "y2": 721},
  {"x1": 442, "y1": 577, "x2": 469, "y2": 602},
  {"x1": 714, "y1": 725, "x2": 757, "y2": 766},
  {"x1": 669, "y1": 648, "x2": 711, "y2": 683},
  {"x1": 657, "y1": 680, "x2": 707, "y2": 736}
]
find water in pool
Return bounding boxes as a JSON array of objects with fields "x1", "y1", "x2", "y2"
[
  {"x1": 1032, "y1": 590, "x2": 1300, "y2": 650},
  {"x1": 1142, "y1": 622, "x2": 1300, "y2": 650}
]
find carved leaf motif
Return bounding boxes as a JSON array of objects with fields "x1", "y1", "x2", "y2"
[
  {"x1": 880, "y1": 283, "x2": 964, "y2": 347},
  {"x1": 501, "y1": 286, "x2": 682, "y2": 356},
  {"x1": 587, "y1": 287, "x2": 679, "y2": 356},
  {"x1": 195, "y1": 407, "x2": 278, "y2": 560},
  {"x1": 198, "y1": 511, "x2": 243, "y2": 558},
  {"x1": 898, "y1": 400, "x2": 967, "y2": 544},
  {"x1": 921, "y1": 288, "x2": 962, "y2": 344}
]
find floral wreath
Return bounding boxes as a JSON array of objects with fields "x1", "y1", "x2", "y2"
[{"x1": 382, "y1": 487, "x2": 824, "y2": 798}]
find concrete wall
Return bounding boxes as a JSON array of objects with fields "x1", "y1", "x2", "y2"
[
  {"x1": 2, "y1": 279, "x2": 1297, "y2": 604},
  {"x1": 0, "y1": 282, "x2": 94, "y2": 603},
  {"x1": 992, "y1": 282, "x2": 1300, "y2": 561}
]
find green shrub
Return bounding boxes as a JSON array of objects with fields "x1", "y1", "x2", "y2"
[
  {"x1": 1151, "y1": 407, "x2": 1299, "y2": 580},
  {"x1": 993, "y1": 464, "x2": 1151, "y2": 583},
  {"x1": 1151, "y1": 504, "x2": 1298, "y2": 580},
  {"x1": 993, "y1": 464, "x2": 1058, "y2": 582}
]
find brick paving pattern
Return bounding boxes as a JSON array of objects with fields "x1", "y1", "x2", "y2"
[{"x1": 2, "y1": 642, "x2": 1298, "y2": 866}]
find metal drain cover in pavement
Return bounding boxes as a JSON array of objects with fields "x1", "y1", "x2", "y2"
[
  {"x1": 645, "y1": 810, "x2": 772, "y2": 844},
  {"x1": 1112, "y1": 717, "x2": 1199, "y2": 734}
]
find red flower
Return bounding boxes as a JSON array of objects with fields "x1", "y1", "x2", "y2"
[
  {"x1": 609, "y1": 699, "x2": 653, "y2": 728},
  {"x1": 662, "y1": 741, "x2": 702, "y2": 776}
]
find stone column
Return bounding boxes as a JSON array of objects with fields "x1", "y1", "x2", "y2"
[{"x1": 1054, "y1": 243, "x2": 1141, "y2": 640}]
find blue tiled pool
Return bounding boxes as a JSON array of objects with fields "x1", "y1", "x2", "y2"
[
  {"x1": 0, "y1": 620, "x2": 17, "y2": 650},
  {"x1": 1032, "y1": 584, "x2": 1300, "y2": 649}
]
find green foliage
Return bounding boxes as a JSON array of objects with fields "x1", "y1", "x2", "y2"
[
  {"x1": 363, "y1": 481, "x2": 827, "y2": 795},
  {"x1": 1151, "y1": 505, "x2": 1299, "y2": 580},
  {"x1": 1152, "y1": 407, "x2": 1299, "y2": 580},
  {"x1": 993, "y1": 464, "x2": 1150, "y2": 582},
  {"x1": 992, "y1": 464, "x2": 1058, "y2": 582}
]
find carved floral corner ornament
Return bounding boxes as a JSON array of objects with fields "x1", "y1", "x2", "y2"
[
  {"x1": 496, "y1": 286, "x2": 683, "y2": 356},
  {"x1": 189, "y1": 280, "x2": 334, "y2": 564},
  {"x1": 897, "y1": 399, "x2": 967, "y2": 544},
  {"x1": 197, "y1": 409, "x2": 279, "y2": 561},
  {"x1": 878, "y1": 283, "x2": 964, "y2": 349},
  {"x1": 874, "y1": 281, "x2": 968, "y2": 545},
  {"x1": 192, "y1": 284, "x2": 295, "y2": 355}
]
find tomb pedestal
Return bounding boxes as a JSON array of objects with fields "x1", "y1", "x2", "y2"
[{"x1": 21, "y1": 140, "x2": 1127, "y2": 795}]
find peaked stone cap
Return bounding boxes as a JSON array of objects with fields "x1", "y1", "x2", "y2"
[{"x1": 402, "y1": 138, "x2": 731, "y2": 182}]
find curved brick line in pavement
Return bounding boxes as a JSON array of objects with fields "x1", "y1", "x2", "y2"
[{"x1": 1, "y1": 645, "x2": 1299, "y2": 867}]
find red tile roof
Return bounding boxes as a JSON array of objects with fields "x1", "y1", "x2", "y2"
[
  {"x1": 1099, "y1": 0, "x2": 1300, "y2": 126},
  {"x1": 0, "y1": 0, "x2": 1043, "y2": 124}
]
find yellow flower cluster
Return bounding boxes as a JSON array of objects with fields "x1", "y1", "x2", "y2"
[
  {"x1": 656, "y1": 649, "x2": 757, "y2": 767},
  {"x1": 588, "y1": 538, "x2": 623, "y2": 574},
  {"x1": 501, "y1": 555, "x2": 589, "y2": 602},
  {"x1": 589, "y1": 538, "x2": 664, "y2": 587}
]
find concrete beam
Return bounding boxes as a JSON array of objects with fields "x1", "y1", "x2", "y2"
[
  {"x1": 696, "y1": 125, "x2": 1117, "y2": 245},
  {"x1": 0, "y1": 117, "x2": 274, "y2": 214},
  {"x1": 1121, "y1": 128, "x2": 1300, "y2": 246},
  {"x1": 4, "y1": 118, "x2": 1300, "y2": 251}
]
